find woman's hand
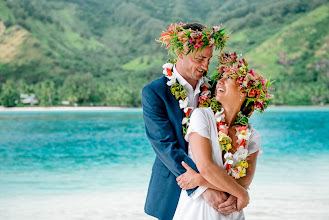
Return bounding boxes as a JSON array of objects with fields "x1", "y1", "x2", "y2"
[
  {"x1": 236, "y1": 189, "x2": 249, "y2": 211},
  {"x1": 176, "y1": 161, "x2": 202, "y2": 190}
]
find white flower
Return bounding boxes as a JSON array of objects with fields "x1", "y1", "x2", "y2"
[
  {"x1": 224, "y1": 152, "x2": 233, "y2": 160},
  {"x1": 162, "y1": 63, "x2": 173, "y2": 70},
  {"x1": 166, "y1": 76, "x2": 177, "y2": 86},
  {"x1": 182, "y1": 117, "x2": 189, "y2": 125},
  {"x1": 237, "y1": 130, "x2": 251, "y2": 141},
  {"x1": 215, "y1": 110, "x2": 225, "y2": 122},
  {"x1": 179, "y1": 97, "x2": 189, "y2": 109},
  {"x1": 236, "y1": 146, "x2": 248, "y2": 160},
  {"x1": 202, "y1": 77, "x2": 211, "y2": 88},
  {"x1": 232, "y1": 169, "x2": 240, "y2": 179},
  {"x1": 209, "y1": 38, "x2": 215, "y2": 45},
  {"x1": 200, "y1": 90, "x2": 211, "y2": 96}
]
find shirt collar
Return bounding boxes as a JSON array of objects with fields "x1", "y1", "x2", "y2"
[{"x1": 173, "y1": 65, "x2": 204, "y2": 92}]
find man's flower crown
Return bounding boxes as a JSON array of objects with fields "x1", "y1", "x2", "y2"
[
  {"x1": 212, "y1": 52, "x2": 274, "y2": 112},
  {"x1": 157, "y1": 22, "x2": 228, "y2": 55}
]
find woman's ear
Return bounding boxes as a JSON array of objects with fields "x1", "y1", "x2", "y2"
[{"x1": 241, "y1": 89, "x2": 247, "y2": 99}]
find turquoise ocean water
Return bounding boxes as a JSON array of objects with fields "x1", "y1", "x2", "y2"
[{"x1": 0, "y1": 108, "x2": 329, "y2": 219}]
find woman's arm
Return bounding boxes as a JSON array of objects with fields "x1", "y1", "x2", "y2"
[
  {"x1": 177, "y1": 148, "x2": 259, "y2": 191},
  {"x1": 236, "y1": 151, "x2": 259, "y2": 189},
  {"x1": 188, "y1": 132, "x2": 249, "y2": 210}
]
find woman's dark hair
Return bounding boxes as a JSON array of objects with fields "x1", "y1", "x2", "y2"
[
  {"x1": 241, "y1": 99, "x2": 255, "y2": 118},
  {"x1": 182, "y1": 23, "x2": 206, "y2": 31}
]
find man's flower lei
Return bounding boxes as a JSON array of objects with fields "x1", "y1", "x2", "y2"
[
  {"x1": 162, "y1": 60, "x2": 212, "y2": 136},
  {"x1": 158, "y1": 23, "x2": 229, "y2": 56},
  {"x1": 212, "y1": 52, "x2": 274, "y2": 112}
]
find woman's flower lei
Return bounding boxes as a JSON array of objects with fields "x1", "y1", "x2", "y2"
[
  {"x1": 212, "y1": 52, "x2": 274, "y2": 112},
  {"x1": 162, "y1": 60, "x2": 212, "y2": 136},
  {"x1": 215, "y1": 108, "x2": 251, "y2": 179},
  {"x1": 158, "y1": 23, "x2": 229, "y2": 56}
]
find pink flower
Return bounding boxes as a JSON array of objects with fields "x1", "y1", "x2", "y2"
[
  {"x1": 198, "y1": 95, "x2": 208, "y2": 103},
  {"x1": 260, "y1": 75, "x2": 267, "y2": 86},
  {"x1": 190, "y1": 32, "x2": 197, "y2": 38},
  {"x1": 194, "y1": 41, "x2": 204, "y2": 49},
  {"x1": 255, "y1": 102, "x2": 264, "y2": 110}
]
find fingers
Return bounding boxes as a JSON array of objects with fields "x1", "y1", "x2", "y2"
[
  {"x1": 217, "y1": 196, "x2": 237, "y2": 214},
  {"x1": 181, "y1": 161, "x2": 191, "y2": 170},
  {"x1": 217, "y1": 195, "x2": 235, "y2": 208}
]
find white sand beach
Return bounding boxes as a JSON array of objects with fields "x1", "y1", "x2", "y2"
[{"x1": 1, "y1": 183, "x2": 328, "y2": 220}]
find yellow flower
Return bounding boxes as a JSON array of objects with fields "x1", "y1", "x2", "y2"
[
  {"x1": 175, "y1": 91, "x2": 181, "y2": 99},
  {"x1": 226, "y1": 143, "x2": 232, "y2": 151},
  {"x1": 200, "y1": 102, "x2": 209, "y2": 107},
  {"x1": 237, "y1": 160, "x2": 248, "y2": 169},
  {"x1": 181, "y1": 90, "x2": 187, "y2": 99},
  {"x1": 239, "y1": 168, "x2": 246, "y2": 177}
]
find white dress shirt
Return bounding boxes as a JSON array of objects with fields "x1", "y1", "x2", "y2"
[{"x1": 173, "y1": 65, "x2": 207, "y2": 199}]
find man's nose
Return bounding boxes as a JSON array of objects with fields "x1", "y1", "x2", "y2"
[{"x1": 201, "y1": 60, "x2": 210, "y2": 70}]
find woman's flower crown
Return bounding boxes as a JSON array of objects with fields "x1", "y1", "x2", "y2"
[
  {"x1": 212, "y1": 52, "x2": 274, "y2": 112},
  {"x1": 157, "y1": 22, "x2": 229, "y2": 55}
]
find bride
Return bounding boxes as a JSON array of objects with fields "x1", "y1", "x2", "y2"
[{"x1": 173, "y1": 52, "x2": 273, "y2": 220}]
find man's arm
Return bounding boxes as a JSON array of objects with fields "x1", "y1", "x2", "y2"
[{"x1": 142, "y1": 85, "x2": 199, "y2": 195}]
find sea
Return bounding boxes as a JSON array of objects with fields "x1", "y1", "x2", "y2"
[{"x1": 0, "y1": 107, "x2": 329, "y2": 220}]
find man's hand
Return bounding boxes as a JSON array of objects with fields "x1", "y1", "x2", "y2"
[
  {"x1": 217, "y1": 194, "x2": 238, "y2": 215},
  {"x1": 202, "y1": 188, "x2": 229, "y2": 212},
  {"x1": 176, "y1": 161, "x2": 201, "y2": 190}
]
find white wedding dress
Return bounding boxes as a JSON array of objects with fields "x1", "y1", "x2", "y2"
[{"x1": 173, "y1": 107, "x2": 262, "y2": 220}]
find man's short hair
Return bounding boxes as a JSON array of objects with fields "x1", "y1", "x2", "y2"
[{"x1": 182, "y1": 23, "x2": 206, "y2": 32}]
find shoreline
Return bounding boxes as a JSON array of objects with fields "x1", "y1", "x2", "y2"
[
  {"x1": 0, "y1": 106, "x2": 142, "y2": 112},
  {"x1": 0, "y1": 105, "x2": 329, "y2": 112}
]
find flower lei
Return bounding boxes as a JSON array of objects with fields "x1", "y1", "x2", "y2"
[
  {"x1": 163, "y1": 61, "x2": 250, "y2": 179},
  {"x1": 162, "y1": 60, "x2": 212, "y2": 136},
  {"x1": 158, "y1": 22, "x2": 228, "y2": 56},
  {"x1": 212, "y1": 52, "x2": 274, "y2": 112},
  {"x1": 216, "y1": 110, "x2": 251, "y2": 179}
]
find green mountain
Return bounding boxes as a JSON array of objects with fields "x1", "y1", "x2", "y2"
[{"x1": 0, "y1": 0, "x2": 328, "y2": 107}]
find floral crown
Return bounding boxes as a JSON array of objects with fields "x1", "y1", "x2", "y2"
[
  {"x1": 212, "y1": 52, "x2": 274, "y2": 113},
  {"x1": 158, "y1": 22, "x2": 228, "y2": 55}
]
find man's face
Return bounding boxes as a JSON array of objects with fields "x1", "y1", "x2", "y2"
[{"x1": 178, "y1": 46, "x2": 213, "y2": 82}]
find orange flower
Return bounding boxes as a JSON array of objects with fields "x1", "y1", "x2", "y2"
[{"x1": 166, "y1": 68, "x2": 172, "y2": 76}]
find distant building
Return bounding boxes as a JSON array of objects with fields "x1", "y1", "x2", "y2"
[
  {"x1": 20, "y1": 94, "x2": 39, "y2": 105},
  {"x1": 61, "y1": 101, "x2": 70, "y2": 105}
]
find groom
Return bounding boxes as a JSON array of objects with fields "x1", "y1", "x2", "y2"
[{"x1": 142, "y1": 23, "x2": 237, "y2": 219}]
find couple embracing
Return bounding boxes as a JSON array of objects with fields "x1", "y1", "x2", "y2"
[{"x1": 142, "y1": 23, "x2": 273, "y2": 220}]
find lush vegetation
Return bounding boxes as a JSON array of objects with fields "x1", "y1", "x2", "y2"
[{"x1": 0, "y1": 0, "x2": 328, "y2": 107}]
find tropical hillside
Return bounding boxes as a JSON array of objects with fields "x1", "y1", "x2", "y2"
[{"x1": 0, "y1": 0, "x2": 328, "y2": 107}]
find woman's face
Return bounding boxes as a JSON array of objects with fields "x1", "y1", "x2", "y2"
[{"x1": 215, "y1": 71, "x2": 246, "y2": 106}]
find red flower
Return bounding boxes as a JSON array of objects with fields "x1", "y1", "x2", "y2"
[
  {"x1": 185, "y1": 108, "x2": 192, "y2": 117},
  {"x1": 202, "y1": 86, "x2": 208, "y2": 92},
  {"x1": 248, "y1": 88, "x2": 256, "y2": 97},
  {"x1": 166, "y1": 68, "x2": 172, "y2": 76},
  {"x1": 226, "y1": 164, "x2": 230, "y2": 172}
]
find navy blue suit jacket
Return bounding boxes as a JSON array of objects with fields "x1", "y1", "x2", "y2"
[{"x1": 142, "y1": 76, "x2": 200, "y2": 220}]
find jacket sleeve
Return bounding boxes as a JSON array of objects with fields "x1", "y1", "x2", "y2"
[{"x1": 142, "y1": 84, "x2": 199, "y2": 195}]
